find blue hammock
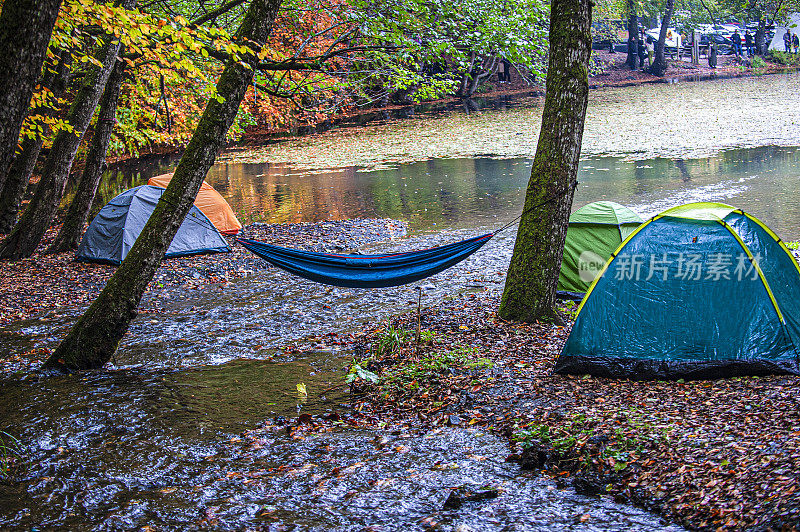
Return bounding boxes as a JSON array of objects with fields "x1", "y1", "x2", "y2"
[{"x1": 237, "y1": 233, "x2": 493, "y2": 288}]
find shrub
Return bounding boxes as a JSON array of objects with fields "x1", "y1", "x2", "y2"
[
  {"x1": 768, "y1": 50, "x2": 800, "y2": 66},
  {"x1": 751, "y1": 55, "x2": 767, "y2": 69}
]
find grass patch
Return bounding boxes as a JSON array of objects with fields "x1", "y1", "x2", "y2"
[
  {"x1": 558, "y1": 299, "x2": 580, "y2": 320},
  {"x1": 347, "y1": 342, "x2": 493, "y2": 402},
  {"x1": 381, "y1": 347, "x2": 491, "y2": 393},
  {"x1": 0, "y1": 431, "x2": 21, "y2": 480},
  {"x1": 513, "y1": 409, "x2": 673, "y2": 473}
]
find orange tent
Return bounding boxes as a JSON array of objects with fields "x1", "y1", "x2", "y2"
[{"x1": 148, "y1": 173, "x2": 242, "y2": 235}]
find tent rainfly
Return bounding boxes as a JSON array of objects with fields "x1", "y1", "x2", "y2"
[
  {"x1": 558, "y1": 201, "x2": 643, "y2": 299},
  {"x1": 76, "y1": 185, "x2": 230, "y2": 265},
  {"x1": 556, "y1": 202, "x2": 800, "y2": 380},
  {"x1": 148, "y1": 173, "x2": 242, "y2": 235}
]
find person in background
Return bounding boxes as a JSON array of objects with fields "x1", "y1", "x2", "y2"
[
  {"x1": 638, "y1": 37, "x2": 648, "y2": 69},
  {"x1": 784, "y1": 29, "x2": 792, "y2": 52},
  {"x1": 731, "y1": 29, "x2": 742, "y2": 56},
  {"x1": 745, "y1": 31, "x2": 754, "y2": 56},
  {"x1": 793, "y1": 33, "x2": 799, "y2": 54}
]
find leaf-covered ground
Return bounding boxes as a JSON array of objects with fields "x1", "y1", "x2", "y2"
[
  {"x1": 0, "y1": 218, "x2": 405, "y2": 333},
  {"x1": 349, "y1": 292, "x2": 800, "y2": 530}
]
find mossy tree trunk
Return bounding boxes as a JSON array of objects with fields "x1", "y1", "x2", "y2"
[
  {"x1": 48, "y1": 53, "x2": 126, "y2": 253},
  {"x1": 755, "y1": 20, "x2": 766, "y2": 55},
  {"x1": 497, "y1": 0, "x2": 591, "y2": 324},
  {"x1": 0, "y1": 52, "x2": 73, "y2": 235},
  {"x1": 0, "y1": 0, "x2": 62, "y2": 193},
  {"x1": 44, "y1": 0, "x2": 283, "y2": 372},
  {"x1": 626, "y1": 0, "x2": 639, "y2": 69},
  {"x1": 648, "y1": 0, "x2": 675, "y2": 77},
  {"x1": 0, "y1": 137, "x2": 40, "y2": 234},
  {"x1": 0, "y1": 0, "x2": 132, "y2": 260}
]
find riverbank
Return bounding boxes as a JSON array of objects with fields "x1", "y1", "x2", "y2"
[
  {"x1": 90, "y1": 52, "x2": 796, "y2": 167},
  {"x1": 348, "y1": 292, "x2": 800, "y2": 530}
]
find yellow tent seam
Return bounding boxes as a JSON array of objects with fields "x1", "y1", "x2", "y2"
[{"x1": 720, "y1": 219, "x2": 786, "y2": 324}]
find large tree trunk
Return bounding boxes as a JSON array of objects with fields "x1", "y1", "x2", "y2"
[
  {"x1": 0, "y1": 1, "x2": 133, "y2": 260},
  {"x1": 648, "y1": 0, "x2": 675, "y2": 76},
  {"x1": 0, "y1": 137, "x2": 41, "y2": 234},
  {"x1": 48, "y1": 53, "x2": 126, "y2": 253},
  {"x1": 498, "y1": 0, "x2": 592, "y2": 323},
  {"x1": 0, "y1": 0, "x2": 62, "y2": 193},
  {"x1": 626, "y1": 0, "x2": 639, "y2": 69},
  {"x1": 755, "y1": 19, "x2": 766, "y2": 55},
  {"x1": 0, "y1": 52, "x2": 73, "y2": 234},
  {"x1": 44, "y1": 0, "x2": 283, "y2": 372}
]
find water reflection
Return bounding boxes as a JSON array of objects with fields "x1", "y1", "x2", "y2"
[{"x1": 81, "y1": 145, "x2": 800, "y2": 239}]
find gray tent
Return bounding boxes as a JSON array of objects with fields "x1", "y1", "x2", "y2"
[{"x1": 76, "y1": 185, "x2": 230, "y2": 265}]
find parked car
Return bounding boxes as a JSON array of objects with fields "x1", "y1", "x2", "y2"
[
  {"x1": 645, "y1": 26, "x2": 682, "y2": 50},
  {"x1": 696, "y1": 25, "x2": 735, "y2": 54}
]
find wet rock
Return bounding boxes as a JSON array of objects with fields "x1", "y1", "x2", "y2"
[
  {"x1": 448, "y1": 414, "x2": 461, "y2": 426},
  {"x1": 573, "y1": 471, "x2": 614, "y2": 496},
  {"x1": 518, "y1": 443, "x2": 551, "y2": 471},
  {"x1": 442, "y1": 485, "x2": 499, "y2": 509}
]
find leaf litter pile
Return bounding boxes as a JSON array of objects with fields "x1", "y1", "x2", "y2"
[
  {"x1": 222, "y1": 74, "x2": 800, "y2": 171},
  {"x1": 348, "y1": 291, "x2": 800, "y2": 530}
]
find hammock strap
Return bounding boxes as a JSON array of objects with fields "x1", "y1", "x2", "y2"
[{"x1": 492, "y1": 180, "x2": 579, "y2": 236}]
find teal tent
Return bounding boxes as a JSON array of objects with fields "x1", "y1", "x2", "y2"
[
  {"x1": 556, "y1": 202, "x2": 800, "y2": 380},
  {"x1": 558, "y1": 201, "x2": 642, "y2": 299},
  {"x1": 76, "y1": 185, "x2": 230, "y2": 265}
]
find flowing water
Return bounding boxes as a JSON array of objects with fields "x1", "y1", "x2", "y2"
[{"x1": 4, "y1": 74, "x2": 800, "y2": 530}]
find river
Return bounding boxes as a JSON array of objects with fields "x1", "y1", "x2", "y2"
[{"x1": 2, "y1": 73, "x2": 799, "y2": 530}]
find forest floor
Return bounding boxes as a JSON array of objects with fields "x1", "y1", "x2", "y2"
[
  {"x1": 3, "y1": 217, "x2": 800, "y2": 529},
  {"x1": 0, "y1": 219, "x2": 405, "y2": 369},
  {"x1": 346, "y1": 292, "x2": 800, "y2": 530}
]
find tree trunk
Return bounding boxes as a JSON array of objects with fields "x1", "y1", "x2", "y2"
[
  {"x1": 48, "y1": 53, "x2": 126, "y2": 253},
  {"x1": 0, "y1": 0, "x2": 62, "y2": 193},
  {"x1": 0, "y1": 137, "x2": 41, "y2": 234},
  {"x1": 626, "y1": 0, "x2": 639, "y2": 69},
  {"x1": 648, "y1": 0, "x2": 675, "y2": 76},
  {"x1": 465, "y1": 55, "x2": 499, "y2": 97},
  {"x1": 457, "y1": 52, "x2": 477, "y2": 97},
  {"x1": 0, "y1": 1, "x2": 133, "y2": 260},
  {"x1": 756, "y1": 19, "x2": 766, "y2": 55},
  {"x1": 497, "y1": 0, "x2": 592, "y2": 323},
  {"x1": 44, "y1": 0, "x2": 283, "y2": 372},
  {"x1": 0, "y1": 51, "x2": 73, "y2": 234}
]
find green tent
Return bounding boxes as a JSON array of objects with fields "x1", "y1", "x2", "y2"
[
  {"x1": 556, "y1": 202, "x2": 800, "y2": 380},
  {"x1": 558, "y1": 201, "x2": 643, "y2": 298}
]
